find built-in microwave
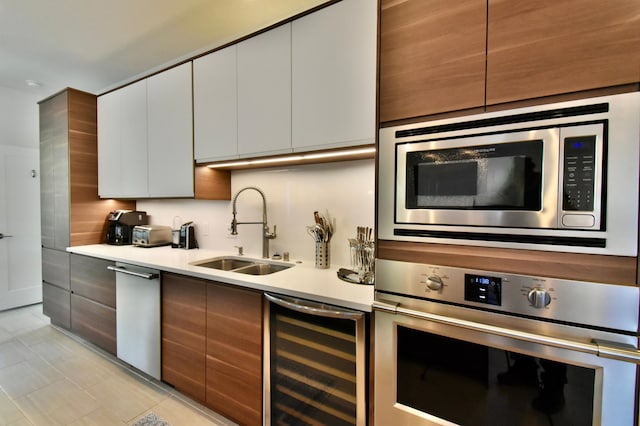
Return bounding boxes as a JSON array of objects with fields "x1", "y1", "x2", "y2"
[{"x1": 378, "y1": 92, "x2": 640, "y2": 256}]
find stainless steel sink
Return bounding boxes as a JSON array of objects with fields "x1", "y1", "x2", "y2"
[
  {"x1": 232, "y1": 263, "x2": 291, "y2": 275},
  {"x1": 194, "y1": 258, "x2": 254, "y2": 271},
  {"x1": 190, "y1": 256, "x2": 293, "y2": 275}
]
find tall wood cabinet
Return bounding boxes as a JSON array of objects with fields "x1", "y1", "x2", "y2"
[
  {"x1": 161, "y1": 273, "x2": 263, "y2": 426},
  {"x1": 379, "y1": 0, "x2": 640, "y2": 123},
  {"x1": 39, "y1": 88, "x2": 134, "y2": 328}
]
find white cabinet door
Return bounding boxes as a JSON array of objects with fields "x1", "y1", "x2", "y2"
[
  {"x1": 98, "y1": 79, "x2": 148, "y2": 198},
  {"x1": 237, "y1": 24, "x2": 292, "y2": 157},
  {"x1": 291, "y1": 0, "x2": 376, "y2": 151},
  {"x1": 147, "y1": 62, "x2": 194, "y2": 197},
  {"x1": 194, "y1": 46, "x2": 238, "y2": 162}
]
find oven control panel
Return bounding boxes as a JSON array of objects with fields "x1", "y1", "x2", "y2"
[{"x1": 375, "y1": 258, "x2": 640, "y2": 331}]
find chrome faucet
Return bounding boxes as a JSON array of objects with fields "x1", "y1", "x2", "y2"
[{"x1": 230, "y1": 186, "x2": 277, "y2": 258}]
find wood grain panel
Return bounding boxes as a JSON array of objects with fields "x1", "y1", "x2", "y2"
[
  {"x1": 69, "y1": 254, "x2": 116, "y2": 307},
  {"x1": 66, "y1": 88, "x2": 135, "y2": 247},
  {"x1": 162, "y1": 338, "x2": 206, "y2": 402},
  {"x1": 486, "y1": 0, "x2": 640, "y2": 105},
  {"x1": 377, "y1": 239, "x2": 638, "y2": 285},
  {"x1": 70, "y1": 293, "x2": 117, "y2": 355},
  {"x1": 206, "y1": 283, "x2": 262, "y2": 426},
  {"x1": 162, "y1": 273, "x2": 206, "y2": 352},
  {"x1": 42, "y1": 282, "x2": 70, "y2": 329},
  {"x1": 161, "y1": 273, "x2": 207, "y2": 401},
  {"x1": 42, "y1": 248, "x2": 70, "y2": 290},
  {"x1": 206, "y1": 355, "x2": 262, "y2": 426},
  {"x1": 194, "y1": 166, "x2": 231, "y2": 200},
  {"x1": 379, "y1": 0, "x2": 487, "y2": 123}
]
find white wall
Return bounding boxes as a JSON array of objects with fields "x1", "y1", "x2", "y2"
[
  {"x1": 138, "y1": 158, "x2": 374, "y2": 267},
  {"x1": 0, "y1": 87, "x2": 39, "y2": 149}
]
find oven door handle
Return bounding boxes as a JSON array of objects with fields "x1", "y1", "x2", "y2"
[{"x1": 373, "y1": 300, "x2": 640, "y2": 364}]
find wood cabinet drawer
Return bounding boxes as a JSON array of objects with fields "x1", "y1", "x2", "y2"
[
  {"x1": 42, "y1": 281, "x2": 70, "y2": 329},
  {"x1": 70, "y1": 254, "x2": 116, "y2": 308},
  {"x1": 70, "y1": 293, "x2": 116, "y2": 355},
  {"x1": 42, "y1": 248, "x2": 70, "y2": 290}
]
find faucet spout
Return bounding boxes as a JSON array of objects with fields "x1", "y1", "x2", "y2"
[{"x1": 230, "y1": 187, "x2": 276, "y2": 258}]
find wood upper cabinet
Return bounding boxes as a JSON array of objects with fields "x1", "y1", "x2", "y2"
[
  {"x1": 486, "y1": 0, "x2": 640, "y2": 105},
  {"x1": 379, "y1": 0, "x2": 487, "y2": 123},
  {"x1": 237, "y1": 24, "x2": 292, "y2": 157},
  {"x1": 161, "y1": 273, "x2": 207, "y2": 402},
  {"x1": 291, "y1": 0, "x2": 376, "y2": 151},
  {"x1": 206, "y1": 283, "x2": 262, "y2": 426}
]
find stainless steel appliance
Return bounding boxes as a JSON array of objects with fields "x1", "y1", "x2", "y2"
[
  {"x1": 109, "y1": 262, "x2": 161, "y2": 380},
  {"x1": 378, "y1": 92, "x2": 640, "y2": 255},
  {"x1": 105, "y1": 210, "x2": 148, "y2": 245},
  {"x1": 132, "y1": 224, "x2": 172, "y2": 247},
  {"x1": 178, "y1": 222, "x2": 198, "y2": 249},
  {"x1": 374, "y1": 259, "x2": 640, "y2": 425},
  {"x1": 263, "y1": 293, "x2": 367, "y2": 425}
]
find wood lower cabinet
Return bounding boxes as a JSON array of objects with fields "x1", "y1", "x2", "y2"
[
  {"x1": 161, "y1": 273, "x2": 207, "y2": 402},
  {"x1": 42, "y1": 282, "x2": 70, "y2": 329},
  {"x1": 69, "y1": 254, "x2": 117, "y2": 354},
  {"x1": 161, "y1": 273, "x2": 263, "y2": 425},
  {"x1": 206, "y1": 283, "x2": 262, "y2": 426}
]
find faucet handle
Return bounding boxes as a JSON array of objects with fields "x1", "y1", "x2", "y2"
[
  {"x1": 234, "y1": 245, "x2": 243, "y2": 255},
  {"x1": 266, "y1": 225, "x2": 277, "y2": 239}
]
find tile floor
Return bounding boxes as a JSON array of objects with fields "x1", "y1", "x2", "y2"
[{"x1": 0, "y1": 304, "x2": 237, "y2": 426}]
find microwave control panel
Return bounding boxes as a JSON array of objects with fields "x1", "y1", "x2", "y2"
[{"x1": 563, "y1": 135, "x2": 596, "y2": 212}]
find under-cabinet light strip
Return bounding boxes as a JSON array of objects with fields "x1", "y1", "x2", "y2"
[{"x1": 206, "y1": 147, "x2": 376, "y2": 168}]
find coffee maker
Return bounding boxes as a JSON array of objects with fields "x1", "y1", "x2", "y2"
[{"x1": 105, "y1": 210, "x2": 148, "y2": 245}]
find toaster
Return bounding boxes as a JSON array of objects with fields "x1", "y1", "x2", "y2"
[{"x1": 132, "y1": 225, "x2": 172, "y2": 247}]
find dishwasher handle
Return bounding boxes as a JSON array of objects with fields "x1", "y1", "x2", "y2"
[
  {"x1": 265, "y1": 292, "x2": 363, "y2": 320},
  {"x1": 107, "y1": 265, "x2": 159, "y2": 280}
]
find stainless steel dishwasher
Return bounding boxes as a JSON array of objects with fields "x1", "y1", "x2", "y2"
[
  {"x1": 109, "y1": 262, "x2": 161, "y2": 379},
  {"x1": 264, "y1": 293, "x2": 368, "y2": 426}
]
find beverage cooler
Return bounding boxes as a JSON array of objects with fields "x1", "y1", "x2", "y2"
[{"x1": 263, "y1": 293, "x2": 367, "y2": 426}]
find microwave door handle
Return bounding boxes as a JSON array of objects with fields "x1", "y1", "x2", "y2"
[
  {"x1": 373, "y1": 300, "x2": 640, "y2": 365},
  {"x1": 265, "y1": 293, "x2": 363, "y2": 320}
]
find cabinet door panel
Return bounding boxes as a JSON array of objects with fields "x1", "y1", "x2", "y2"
[
  {"x1": 206, "y1": 283, "x2": 262, "y2": 426},
  {"x1": 97, "y1": 80, "x2": 148, "y2": 198},
  {"x1": 42, "y1": 282, "x2": 70, "y2": 329},
  {"x1": 379, "y1": 0, "x2": 487, "y2": 122},
  {"x1": 161, "y1": 273, "x2": 206, "y2": 401},
  {"x1": 147, "y1": 62, "x2": 194, "y2": 197},
  {"x1": 42, "y1": 248, "x2": 69, "y2": 290},
  {"x1": 238, "y1": 24, "x2": 292, "y2": 156},
  {"x1": 292, "y1": 0, "x2": 376, "y2": 151},
  {"x1": 70, "y1": 293, "x2": 116, "y2": 355},
  {"x1": 194, "y1": 46, "x2": 238, "y2": 162},
  {"x1": 487, "y1": 0, "x2": 640, "y2": 105},
  {"x1": 69, "y1": 254, "x2": 115, "y2": 308}
]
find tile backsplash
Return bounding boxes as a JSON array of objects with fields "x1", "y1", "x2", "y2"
[{"x1": 137, "y1": 159, "x2": 374, "y2": 267}]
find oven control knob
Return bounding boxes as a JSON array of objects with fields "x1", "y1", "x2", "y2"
[
  {"x1": 527, "y1": 288, "x2": 551, "y2": 308},
  {"x1": 425, "y1": 275, "x2": 443, "y2": 291}
]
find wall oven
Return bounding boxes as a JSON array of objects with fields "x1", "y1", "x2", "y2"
[
  {"x1": 374, "y1": 259, "x2": 640, "y2": 425},
  {"x1": 378, "y1": 92, "x2": 640, "y2": 255}
]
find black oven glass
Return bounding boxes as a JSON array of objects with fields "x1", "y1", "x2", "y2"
[
  {"x1": 396, "y1": 326, "x2": 595, "y2": 425},
  {"x1": 406, "y1": 140, "x2": 543, "y2": 210}
]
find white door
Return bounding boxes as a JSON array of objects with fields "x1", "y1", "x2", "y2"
[{"x1": 0, "y1": 146, "x2": 42, "y2": 310}]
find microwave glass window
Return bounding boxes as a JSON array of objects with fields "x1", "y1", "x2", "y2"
[
  {"x1": 396, "y1": 326, "x2": 595, "y2": 425},
  {"x1": 406, "y1": 140, "x2": 543, "y2": 210}
]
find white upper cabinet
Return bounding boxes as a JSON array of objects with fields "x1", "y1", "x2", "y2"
[
  {"x1": 193, "y1": 45, "x2": 238, "y2": 162},
  {"x1": 98, "y1": 63, "x2": 194, "y2": 198},
  {"x1": 98, "y1": 79, "x2": 148, "y2": 198},
  {"x1": 237, "y1": 24, "x2": 292, "y2": 157},
  {"x1": 147, "y1": 63, "x2": 194, "y2": 197},
  {"x1": 291, "y1": 0, "x2": 376, "y2": 151}
]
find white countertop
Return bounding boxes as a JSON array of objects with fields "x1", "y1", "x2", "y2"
[{"x1": 67, "y1": 244, "x2": 374, "y2": 312}]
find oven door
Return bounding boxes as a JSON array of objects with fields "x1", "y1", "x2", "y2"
[{"x1": 374, "y1": 304, "x2": 638, "y2": 426}]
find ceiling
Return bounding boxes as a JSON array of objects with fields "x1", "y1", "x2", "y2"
[{"x1": 0, "y1": 0, "x2": 329, "y2": 99}]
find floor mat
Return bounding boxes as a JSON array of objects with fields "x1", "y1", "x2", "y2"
[{"x1": 131, "y1": 412, "x2": 172, "y2": 426}]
